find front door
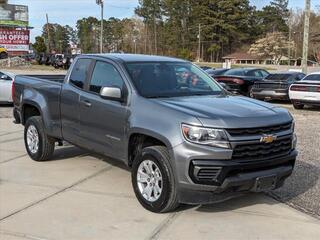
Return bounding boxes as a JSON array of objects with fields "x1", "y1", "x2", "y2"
[{"x1": 79, "y1": 60, "x2": 129, "y2": 160}]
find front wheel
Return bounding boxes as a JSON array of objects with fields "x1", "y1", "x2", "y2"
[
  {"x1": 24, "y1": 116, "x2": 55, "y2": 161},
  {"x1": 131, "y1": 146, "x2": 179, "y2": 213}
]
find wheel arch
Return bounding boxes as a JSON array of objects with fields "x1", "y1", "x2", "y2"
[
  {"x1": 127, "y1": 130, "x2": 173, "y2": 167},
  {"x1": 21, "y1": 101, "x2": 42, "y2": 125}
]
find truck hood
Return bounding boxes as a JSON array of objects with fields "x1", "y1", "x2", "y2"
[{"x1": 153, "y1": 95, "x2": 291, "y2": 128}]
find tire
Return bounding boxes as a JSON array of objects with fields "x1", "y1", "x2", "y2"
[
  {"x1": 293, "y1": 102, "x2": 304, "y2": 109},
  {"x1": 24, "y1": 116, "x2": 55, "y2": 161},
  {"x1": 0, "y1": 52, "x2": 8, "y2": 59},
  {"x1": 131, "y1": 146, "x2": 179, "y2": 213},
  {"x1": 247, "y1": 85, "x2": 254, "y2": 98}
]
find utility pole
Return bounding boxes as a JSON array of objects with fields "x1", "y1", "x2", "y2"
[
  {"x1": 96, "y1": 0, "x2": 104, "y2": 53},
  {"x1": 302, "y1": 0, "x2": 311, "y2": 74},
  {"x1": 197, "y1": 23, "x2": 201, "y2": 62},
  {"x1": 288, "y1": 10, "x2": 292, "y2": 67},
  {"x1": 154, "y1": 15, "x2": 157, "y2": 55},
  {"x1": 46, "y1": 14, "x2": 51, "y2": 54}
]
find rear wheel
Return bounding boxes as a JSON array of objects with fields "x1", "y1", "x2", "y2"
[
  {"x1": 132, "y1": 146, "x2": 179, "y2": 213},
  {"x1": 293, "y1": 102, "x2": 304, "y2": 109},
  {"x1": 247, "y1": 85, "x2": 254, "y2": 98},
  {"x1": 0, "y1": 52, "x2": 8, "y2": 59},
  {"x1": 24, "y1": 116, "x2": 55, "y2": 161}
]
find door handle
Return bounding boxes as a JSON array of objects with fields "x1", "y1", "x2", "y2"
[{"x1": 82, "y1": 100, "x2": 92, "y2": 107}]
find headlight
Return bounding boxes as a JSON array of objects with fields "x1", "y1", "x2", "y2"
[
  {"x1": 291, "y1": 120, "x2": 295, "y2": 132},
  {"x1": 181, "y1": 124, "x2": 230, "y2": 149},
  {"x1": 292, "y1": 133, "x2": 297, "y2": 149}
]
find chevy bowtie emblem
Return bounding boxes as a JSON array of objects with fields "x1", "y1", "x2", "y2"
[{"x1": 260, "y1": 134, "x2": 277, "y2": 143}]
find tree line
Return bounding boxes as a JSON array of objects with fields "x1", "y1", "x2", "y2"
[{"x1": 32, "y1": 0, "x2": 320, "y2": 63}]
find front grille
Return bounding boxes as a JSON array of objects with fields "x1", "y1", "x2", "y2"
[
  {"x1": 255, "y1": 83, "x2": 288, "y2": 89},
  {"x1": 232, "y1": 137, "x2": 292, "y2": 161},
  {"x1": 227, "y1": 122, "x2": 292, "y2": 137}
]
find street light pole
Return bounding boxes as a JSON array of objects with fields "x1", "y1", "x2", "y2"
[
  {"x1": 197, "y1": 23, "x2": 201, "y2": 62},
  {"x1": 96, "y1": 0, "x2": 104, "y2": 53},
  {"x1": 302, "y1": 0, "x2": 311, "y2": 74}
]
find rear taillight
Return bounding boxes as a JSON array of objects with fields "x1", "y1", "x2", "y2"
[
  {"x1": 232, "y1": 78, "x2": 244, "y2": 84},
  {"x1": 216, "y1": 77, "x2": 244, "y2": 85},
  {"x1": 11, "y1": 78, "x2": 15, "y2": 101},
  {"x1": 290, "y1": 85, "x2": 308, "y2": 91}
]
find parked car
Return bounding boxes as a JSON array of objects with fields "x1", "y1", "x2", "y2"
[
  {"x1": 199, "y1": 65, "x2": 212, "y2": 71},
  {"x1": 252, "y1": 72, "x2": 306, "y2": 101},
  {"x1": 289, "y1": 72, "x2": 320, "y2": 109},
  {"x1": 0, "y1": 45, "x2": 8, "y2": 59},
  {"x1": 13, "y1": 54, "x2": 297, "y2": 213},
  {"x1": 0, "y1": 71, "x2": 15, "y2": 104},
  {"x1": 52, "y1": 54, "x2": 65, "y2": 69},
  {"x1": 206, "y1": 68, "x2": 229, "y2": 77},
  {"x1": 214, "y1": 68, "x2": 269, "y2": 96}
]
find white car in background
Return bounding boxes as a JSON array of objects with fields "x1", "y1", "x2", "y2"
[
  {"x1": 289, "y1": 72, "x2": 320, "y2": 109},
  {"x1": 0, "y1": 71, "x2": 15, "y2": 104}
]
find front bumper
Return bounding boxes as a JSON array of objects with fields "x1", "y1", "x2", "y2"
[
  {"x1": 252, "y1": 89, "x2": 289, "y2": 100},
  {"x1": 172, "y1": 139, "x2": 297, "y2": 204}
]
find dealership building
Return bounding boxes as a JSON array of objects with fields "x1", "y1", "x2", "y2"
[{"x1": 0, "y1": 1, "x2": 31, "y2": 56}]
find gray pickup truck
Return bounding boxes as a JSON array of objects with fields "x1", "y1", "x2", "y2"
[{"x1": 13, "y1": 54, "x2": 297, "y2": 213}]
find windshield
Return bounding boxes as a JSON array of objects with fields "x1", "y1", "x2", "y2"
[
  {"x1": 125, "y1": 62, "x2": 223, "y2": 98},
  {"x1": 265, "y1": 74, "x2": 291, "y2": 81},
  {"x1": 303, "y1": 74, "x2": 320, "y2": 81}
]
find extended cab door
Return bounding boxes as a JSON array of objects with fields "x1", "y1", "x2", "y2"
[
  {"x1": 60, "y1": 58, "x2": 93, "y2": 145},
  {"x1": 78, "y1": 60, "x2": 129, "y2": 160}
]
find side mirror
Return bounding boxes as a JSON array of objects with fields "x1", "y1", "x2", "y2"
[
  {"x1": 1, "y1": 75, "x2": 11, "y2": 80},
  {"x1": 100, "y1": 86, "x2": 123, "y2": 102}
]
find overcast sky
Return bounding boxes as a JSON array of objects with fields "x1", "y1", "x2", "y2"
[{"x1": 7, "y1": 0, "x2": 319, "y2": 42}]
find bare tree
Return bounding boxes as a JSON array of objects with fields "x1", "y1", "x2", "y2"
[{"x1": 249, "y1": 32, "x2": 294, "y2": 64}]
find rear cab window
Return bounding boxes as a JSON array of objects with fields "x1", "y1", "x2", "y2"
[
  {"x1": 265, "y1": 74, "x2": 291, "y2": 81},
  {"x1": 69, "y1": 58, "x2": 92, "y2": 89},
  {"x1": 303, "y1": 74, "x2": 320, "y2": 81}
]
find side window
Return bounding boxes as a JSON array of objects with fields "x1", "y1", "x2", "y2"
[
  {"x1": 69, "y1": 59, "x2": 92, "y2": 89},
  {"x1": 89, "y1": 61, "x2": 124, "y2": 94},
  {"x1": 248, "y1": 70, "x2": 261, "y2": 77},
  {"x1": 260, "y1": 70, "x2": 269, "y2": 78},
  {"x1": 297, "y1": 74, "x2": 305, "y2": 80}
]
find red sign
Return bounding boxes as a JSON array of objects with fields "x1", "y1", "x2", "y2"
[{"x1": 0, "y1": 28, "x2": 29, "y2": 51}]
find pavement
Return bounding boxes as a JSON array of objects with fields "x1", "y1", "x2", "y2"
[{"x1": 0, "y1": 116, "x2": 320, "y2": 239}]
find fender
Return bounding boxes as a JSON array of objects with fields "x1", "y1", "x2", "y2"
[{"x1": 21, "y1": 87, "x2": 62, "y2": 139}]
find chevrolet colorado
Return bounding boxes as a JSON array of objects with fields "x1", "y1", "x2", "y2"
[{"x1": 13, "y1": 54, "x2": 297, "y2": 213}]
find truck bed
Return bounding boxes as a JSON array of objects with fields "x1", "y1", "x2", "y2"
[
  {"x1": 22, "y1": 74, "x2": 65, "y2": 83},
  {"x1": 14, "y1": 74, "x2": 65, "y2": 139}
]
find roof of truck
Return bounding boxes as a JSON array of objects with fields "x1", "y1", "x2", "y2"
[{"x1": 85, "y1": 53, "x2": 188, "y2": 63}]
